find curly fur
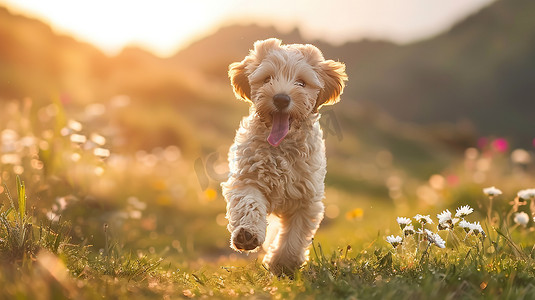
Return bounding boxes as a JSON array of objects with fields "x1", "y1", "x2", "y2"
[{"x1": 222, "y1": 38, "x2": 347, "y2": 276}]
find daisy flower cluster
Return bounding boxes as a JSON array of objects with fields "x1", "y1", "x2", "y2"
[
  {"x1": 484, "y1": 186, "x2": 535, "y2": 228},
  {"x1": 387, "y1": 213, "x2": 445, "y2": 250},
  {"x1": 436, "y1": 205, "x2": 486, "y2": 239},
  {"x1": 386, "y1": 204, "x2": 486, "y2": 252},
  {"x1": 383, "y1": 184, "x2": 535, "y2": 262},
  {"x1": 511, "y1": 188, "x2": 535, "y2": 227}
]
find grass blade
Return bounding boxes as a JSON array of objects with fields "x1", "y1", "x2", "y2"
[
  {"x1": 495, "y1": 226, "x2": 527, "y2": 260},
  {"x1": 16, "y1": 176, "x2": 26, "y2": 223}
]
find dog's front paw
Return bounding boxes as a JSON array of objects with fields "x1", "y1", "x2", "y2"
[{"x1": 231, "y1": 227, "x2": 261, "y2": 251}]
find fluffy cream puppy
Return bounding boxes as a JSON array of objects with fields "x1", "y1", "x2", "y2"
[{"x1": 222, "y1": 38, "x2": 347, "y2": 275}]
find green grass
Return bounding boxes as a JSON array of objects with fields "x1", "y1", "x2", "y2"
[
  {"x1": 2, "y1": 98, "x2": 535, "y2": 299},
  {"x1": 2, "y1": 177, "x2": 535, "y2": 299},
  {"x1": 0, "y1": 177, "x2": 164, "y2": 299}
]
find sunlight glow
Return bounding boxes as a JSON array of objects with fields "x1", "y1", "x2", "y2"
[
  {"x1": 1, "y1": 0, "x2": 494, "y2": 57},
  {"x1": 2, "y1": 0, "x2": 233, "y2": 56}
]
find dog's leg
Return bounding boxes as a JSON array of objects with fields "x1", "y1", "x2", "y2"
[
  {"x1": 263, "y1": 200, "x2": 324, "y2": 276},
  {"x1": 224, "y1": 185, "x2": 268, "y2": 252}
]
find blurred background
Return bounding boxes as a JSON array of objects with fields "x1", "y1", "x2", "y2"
[{"x1": 0, "y1": 0, "x2": 534, "y2": 263}]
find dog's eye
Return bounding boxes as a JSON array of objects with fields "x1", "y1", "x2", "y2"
[
  {"x1": 295, "y1": 80, "x2": 306, "y2": 87},
  {"x1": 264, "y1": 76, "x2": 272, "y2": 84}
]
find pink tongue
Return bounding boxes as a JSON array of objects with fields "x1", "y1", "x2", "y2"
[{"x1": 267, "y1": 112, "x2": 290, "y2": 147}]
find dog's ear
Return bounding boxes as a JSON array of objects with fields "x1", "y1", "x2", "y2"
[
  {"x1": 228, "y1": 39, "x2": 282, "y2": 103},
  {"x1": 314, "y1": 60, "x2": 347, "y2": 112},
  {"x1": 252, "y1": 38, "x2": 282, "y2": 59},
  {"x1": 229, "y1": 60, "x2": 252, "y2": 102}
]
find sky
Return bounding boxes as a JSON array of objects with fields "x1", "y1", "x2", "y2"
[{"x1": 1, "y1": 0, "x2": 495, "y2": 57}]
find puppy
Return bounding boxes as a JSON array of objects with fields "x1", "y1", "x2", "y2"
[{"x1": 222, "y1": 38, "x2": 347, "y2": 275}]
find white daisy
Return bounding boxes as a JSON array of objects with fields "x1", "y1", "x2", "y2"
[
  {"x1": 437, "y1": 209, "x2": 452, "y2": 223},
  {"x1": 403, "y1": 225, "x2": 415, "y2": 236},
  {"x1": 396, "y1": 217, "x2": 412, "y2": 229},
  {"x1": 471, "y1": 222, "x2": 486, "y2": 238},
  {"x1": 483, "y1": 186, "x2": 502, "y2": 197},
  {"x1": 458, "y1": 220, "x2": 471, "y2": 233},
  {"x1": 414, "y1": 214, "x2": 433, "y2": 225},
  {"x1": 513, "y1": 212, "x2": 530, "y2": 226},
  {"x1": 386, "y1": 235, "x2": 403, "y2": 248},
  {"x1": 431, "y1": 233, "x2": 446, "y2": 249},
  {"x1": 517, "y1": 189, "x2": 535, "y2": 200},
  {"x1": 423, "y1": 229, "x2": 446, "y2": 248},
  {"x1": 437, "y1": 222, "x2": 451, "y2": 231},
  {"x1": 455, "y1": 205, "x2": 474, "y2": 218},
  {"x1": 437, "y1": 209, "x2": 454, "y2": 230}
]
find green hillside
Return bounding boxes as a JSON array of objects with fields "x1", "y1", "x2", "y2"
[
  {"x1": 2, "y1": 0, "x2": 533, "y2": 187},
  {"x1": 169, "y1": 0, "x2": 534, "y2": 147},
  {"x1": 346, "y1": 0, "x2": 535, "y2": 146}
]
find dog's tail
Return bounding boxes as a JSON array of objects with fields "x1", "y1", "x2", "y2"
[{"x1": 263, "y1": 214, "x2": 281, "y2": 252}]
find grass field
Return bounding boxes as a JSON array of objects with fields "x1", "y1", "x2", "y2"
[{"x1": 1, "y1": 98, "x2": 535, "y2": 299}]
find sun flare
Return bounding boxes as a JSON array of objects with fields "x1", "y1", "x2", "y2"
[
  {"x1": 1, "y1": 0, "x2": 494, "y2": 57},
  {"x1": 2, "y1": 0, "x2": 232, "y2": 56}
]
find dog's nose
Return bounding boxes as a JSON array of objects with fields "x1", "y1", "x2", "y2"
[{"x1": 273, "y1": 94, "x2": 291, "y2": 109}]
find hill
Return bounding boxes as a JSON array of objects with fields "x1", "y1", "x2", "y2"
[
  {"x1": 0, "y1": 6, "x2": 107, "y2": 102},
  {"x1": 168, "y1": 0, "x2": 534, "y2": 147},
  {"x1": 2, "y1": 0, "x2": 533, "y2": 193},
  {"x1": 345, "y1": 0, "x2": 535, "y2": 146},
  {"x1": 3, "y1": 0, "x2": 534, "y2": 149}
]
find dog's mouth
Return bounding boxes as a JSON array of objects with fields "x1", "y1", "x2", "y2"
[{"x1": 267, "y1": 111, "x2": 292, "y2": 147}]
